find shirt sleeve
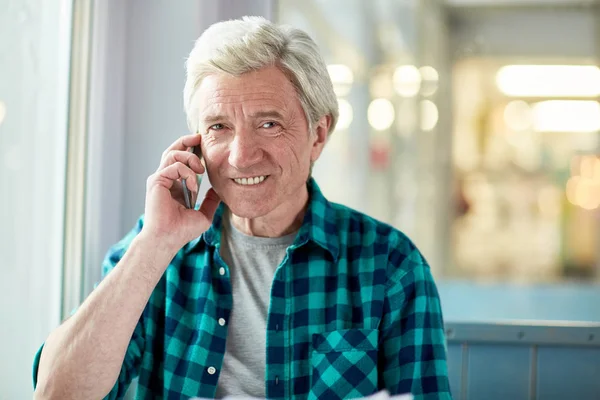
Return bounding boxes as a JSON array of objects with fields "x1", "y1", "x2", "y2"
[
  {"x1": 32, "y1": 216, "x2": 146, "y2": 399},
  {"x1": 379, "y1": 249, "x2": 453, "y2": 400}
]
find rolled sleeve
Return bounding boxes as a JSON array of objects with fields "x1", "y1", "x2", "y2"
[{"x1": 379, "y1": 250, "x2": 453, "y2": 399}]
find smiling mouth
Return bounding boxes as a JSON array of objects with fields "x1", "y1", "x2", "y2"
[{"x1": 232, "y1": 175, "x2": 268, "y2": 186}]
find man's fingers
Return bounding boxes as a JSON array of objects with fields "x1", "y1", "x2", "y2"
[
  {"x1": 158, "y1": 150, "x2": 204, "y2": 175},
  {"x1": 148, "y1": 162, "x2": 198, "y2": 192},
  {"x1": 160, "y1": 134, "x2": 201, "y2": 162}
]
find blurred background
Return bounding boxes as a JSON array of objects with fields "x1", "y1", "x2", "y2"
[{"x1": 2, "y1": 0, "x2": 600, "y2": 398}]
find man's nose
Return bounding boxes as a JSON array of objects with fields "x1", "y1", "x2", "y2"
[{"x1": 228, "y1": 129, "x2": 263, "y2": 169}]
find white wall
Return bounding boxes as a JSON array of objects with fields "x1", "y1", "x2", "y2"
[
  {"x1": 120, "y1": 0, "x2": 204, "y2": 235},
  {"x1": 0, "y1": 0, "x2": 72, "y2": 398}
]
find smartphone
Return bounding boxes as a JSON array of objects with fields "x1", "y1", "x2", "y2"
[{"x1": 182, "y1": 145, "x2": 203, "y2": 209}]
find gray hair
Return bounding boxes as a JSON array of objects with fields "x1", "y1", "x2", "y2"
[{"x1": 183, "y1": 16, "x2": 338, "y2": 135}]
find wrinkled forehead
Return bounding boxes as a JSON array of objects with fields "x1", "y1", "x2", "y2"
[{"x1": 196, "y1": 67, "x2": 303, "y2": 119}]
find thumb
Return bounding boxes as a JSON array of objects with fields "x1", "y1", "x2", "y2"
[{"x1": 198, "y1": 188, "x2": 221, "y2": 221}]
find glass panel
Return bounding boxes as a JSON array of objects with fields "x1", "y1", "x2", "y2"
[
  {"x1": 0, "y1": 1, "x2": 71, "y2": 397},
  {"x1": 447, "y1": 5, "x2": 600, "y2": 283},
  {"x1": 278, "y1": 1, "x2": 600, "y2": 285}
]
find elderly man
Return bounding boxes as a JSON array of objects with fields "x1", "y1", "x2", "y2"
[{"x1": 33, "y1": 16, "x2": 452, "y2": 400}]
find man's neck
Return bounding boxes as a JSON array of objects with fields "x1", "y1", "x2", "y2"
[{"x1": 229, "y1": 184, "x2": 308, "y2": 238}]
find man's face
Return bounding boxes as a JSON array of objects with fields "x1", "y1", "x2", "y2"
[{"x1": 196, "y1": 65, "x2": 328, "y2": 218}]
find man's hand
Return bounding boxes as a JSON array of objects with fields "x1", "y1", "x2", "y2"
[
  {"x1": 34, "y1": 134, "x2": 222, "y2": 400},
  {"x1": 142, "y1": 133, "x2": 221, "y2": 252}
]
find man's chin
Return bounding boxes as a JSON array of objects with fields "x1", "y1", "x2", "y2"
[{"x1": 223, "y1": 198, "x2": 274, "y2": 219}]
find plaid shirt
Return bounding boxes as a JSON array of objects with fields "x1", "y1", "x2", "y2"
[{"x1": 33, "y1": 178, "x2": 451, "y2": 400}]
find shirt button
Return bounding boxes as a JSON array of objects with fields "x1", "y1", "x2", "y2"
[
  {"x1": 208, "y1": 366, "x2": 216, "y2": 375},
  {"x1": 219, "y1": 267, "x2": 225, "y2": 276},
  {"x1": 275, "y1": 376, "x2": 279, "y2": 385},
  {"x1": 218, "y1": 318, "x2": 226, "y2": 326}
]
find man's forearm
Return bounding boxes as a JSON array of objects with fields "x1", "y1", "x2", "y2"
[{"x1": 34, "y1": 234, "x2": 177, "y2": 400}]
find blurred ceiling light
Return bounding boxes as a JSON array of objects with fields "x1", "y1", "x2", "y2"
[
  {"x1": 335, "y1": 98, "x2": 353, "y2": 131},
  {"x1": 576, "y1": 156, "x2": 600, "y2": 182},
  {"x1": 566, "y1": 156, "x2": 600, "y2": 210},
  {"x1": 577, "y1": 179, "x2": 600, "y2": 210},
  {"x1": 575, "y1": 179, "x2": 594, "y2": 209},
  {"x1": 580, "y1": 156, "x2": 597, "y2": 180},
  {"x1": 567, "y1": 176, "x2": 599, "y2": 210},
  {"x1": 420, "y1": 100, "x2": 438, "y2": 131},
  {"x1": 368, "y1": 98, "x2": 395, "y2": 131},
  {"x1": 327, "y1": 64, "x2": 354, "y2": 97},
  {"x1": 0, "y1": 101, "x2": 6, "y2": 125},
  {"x1": 532, "y1": 100, "x2": 600, "y2": 133},
  {"x1": 419, "y1": 66, "x2": 439, "y2": 97},
  {"x1": 503, "y1": 100, "x2": 532, "y2": 131},
  {"x1": 393, "y1": 65, "x2": 421, "y2": 97},
  {"x1": 496, "y1": 65, "x2": 600, "y2": 97}
]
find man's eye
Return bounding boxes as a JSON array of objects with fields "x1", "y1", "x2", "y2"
[
  {"x1": 261, "y1": 122, "x2": 278, "y2": 129},
  {"x1": 209, "y1": 123, "x2": 224, "y2": 131}
]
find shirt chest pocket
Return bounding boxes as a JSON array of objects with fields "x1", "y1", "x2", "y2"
[{"x1": 309, "y1": 328, "x2": 379, "y2": 400}]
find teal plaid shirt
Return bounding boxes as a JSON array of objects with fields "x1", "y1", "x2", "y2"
[{"x1": 33, "y1": 178, "x2": 451, "y2": 399}]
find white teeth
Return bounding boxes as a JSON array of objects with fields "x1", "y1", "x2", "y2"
[{"x1": 234, "y1": 176, "x2": 267, "y2": 186}]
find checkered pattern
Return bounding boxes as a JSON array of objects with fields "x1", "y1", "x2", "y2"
[
  {"x1": 32, "y1": 178, "x2": 452, "y2": 400},
  {"x1": 309, "y1": 329, "x2": 379, "y2": 400}
]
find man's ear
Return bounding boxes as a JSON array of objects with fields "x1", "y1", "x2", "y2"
[{"x1": 310, "y1": 114, "x2": 332, "y2": 163}]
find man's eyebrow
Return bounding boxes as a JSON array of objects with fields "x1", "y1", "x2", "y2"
[
  {"x1": 201, "y1": 114, "x2": 227, "y2": 124},
  {"x1": 201, "y1": 111, "x2": 284, "y2": 124}
]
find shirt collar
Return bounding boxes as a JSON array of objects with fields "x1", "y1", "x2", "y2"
[{"x1": 184, "y1": 178, "x2": 339, "y2": 262}]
